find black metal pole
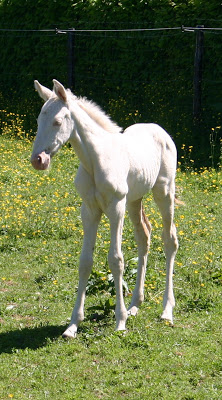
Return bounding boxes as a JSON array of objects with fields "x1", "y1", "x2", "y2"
[
  {"x1": 193, "y1": 26, "x2": 204, "y2": 121},
  {"x1": 68, "y1": 28, "x2": 75, "y2": 91}
]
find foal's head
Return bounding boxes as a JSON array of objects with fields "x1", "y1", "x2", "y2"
[{"x1": 31, "y1": 80, "x2": 74, "y2": 170}]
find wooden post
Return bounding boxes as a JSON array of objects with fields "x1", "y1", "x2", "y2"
[
  {"x1": 68, "y1": 28, "x2": 75, "y2": 91},
  {"x1": 193, "y1": 26, "x2": 204, "y2": 121}
]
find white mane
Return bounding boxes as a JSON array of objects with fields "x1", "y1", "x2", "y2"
[{"x1": 67, "y1": 90, "x2": 122, "y2": 135}]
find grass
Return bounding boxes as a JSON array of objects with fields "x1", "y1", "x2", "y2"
[{"x1": 0, "y1": 132, "x2": 221, "y2": 400}]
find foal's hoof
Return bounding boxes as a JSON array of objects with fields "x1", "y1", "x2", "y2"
[
  {"x1": 160, "y1": 311, "x2": 174, "y2": 326},
  {"x1": 127, "y1": 306, "x2": 139, "y2": 317},
  {"x1": 62, "y1": 327, "x2": 77, "y2": 339}
]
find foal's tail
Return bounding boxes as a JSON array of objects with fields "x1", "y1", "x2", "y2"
[
  {"x1": 175, "y1": 186, "x2": 185, "y2": 206},
  {"x1": 142, "y1": 207, "x2": 152, "y2": 246},
  {"x1": 175, "y1": 196, "x2": 185, "y2": 206}
]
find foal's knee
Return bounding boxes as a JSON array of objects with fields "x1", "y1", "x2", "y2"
[
  {"x1": 108, "y1": 252, "x2": 124, "y2": 275},
  {"x1": 79, "y1": 253, "x2": 93, "y2": 277},
  {"x1": 162, "y1": 223, "x2": 178, "y2": 253}
]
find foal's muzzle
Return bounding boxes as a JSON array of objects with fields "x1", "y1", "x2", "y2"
[{"x1": 31, "y1": 151, "x2": 50, "y2": 170}]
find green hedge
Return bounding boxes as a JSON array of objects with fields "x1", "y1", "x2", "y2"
[{"x1": 0, "y1": 0, "x2": 221, "y2": 166}]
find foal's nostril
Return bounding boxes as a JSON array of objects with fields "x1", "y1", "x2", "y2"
[{"x1": 31, "y1": 151, "x2": 50, "y2": 170}]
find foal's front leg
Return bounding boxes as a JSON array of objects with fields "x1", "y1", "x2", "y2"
[
  {"x1": 62, "y1": 202, "x2": 101, "y2": 338},
  {"x1": 106, "y1": 197, "x2": 128, "y2": 331}
]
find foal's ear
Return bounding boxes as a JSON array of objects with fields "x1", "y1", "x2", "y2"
[
  {"x1": 34, "y1": 80, "x2": 53, "y2": 102},
  {"x1": 53, "y1": 79, "x2": 68, "y2": 103}
]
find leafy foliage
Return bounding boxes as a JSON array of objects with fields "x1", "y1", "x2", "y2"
[{"x1": 0, "y1": 0, "x2": 222, "y2": 166}]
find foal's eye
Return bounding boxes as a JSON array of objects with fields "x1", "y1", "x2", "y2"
[{"x1": 53, "y1": 118, "x2": 62, "y2": 126}]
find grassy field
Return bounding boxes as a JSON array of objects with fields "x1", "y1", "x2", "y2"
[{"x1": 0, "y1": 132, "x2": 221, "y2": 400}]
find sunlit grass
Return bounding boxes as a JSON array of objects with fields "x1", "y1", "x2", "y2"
[{"x1": 0, "y1": 116, "x2": 221, "y2": 400}]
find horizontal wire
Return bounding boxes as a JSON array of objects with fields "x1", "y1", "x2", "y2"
[{"x1": 0, "y1": 26, "x2": 221, "y2": 34}]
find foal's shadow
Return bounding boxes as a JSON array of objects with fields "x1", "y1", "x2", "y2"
[{"x1": 0, "y1": 325, "x2": 64, "y2": 354}]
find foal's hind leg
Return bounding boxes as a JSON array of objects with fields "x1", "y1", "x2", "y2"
[
  {"x1": 106, "y1": 197, "x2": 128, "y2": 331},
  {"x1": 127, "y1": 199, "x2": 151, "y2": 317},
  {"x1": 152, "y1": 183, "x2": 178, "y2": 324},
  {"x1": 62, "y1": 202, "x2": 101, "y2": 338}
]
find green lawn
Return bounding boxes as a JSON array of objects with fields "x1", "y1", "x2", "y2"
[{"x1": 0, "y1": 135, "x2": 221, "y2": 399}]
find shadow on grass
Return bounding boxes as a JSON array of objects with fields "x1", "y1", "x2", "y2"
[{"x1": 0, "y1": 324, "x2": 65, "y2": 354}]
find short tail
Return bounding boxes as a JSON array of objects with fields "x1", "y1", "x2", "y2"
[
  {"x1": 175, "y1": 196, "x2": 185, "y2": 206},
  {"x1": 142, "y1": 207, "x2": 152, "y2": 238}
]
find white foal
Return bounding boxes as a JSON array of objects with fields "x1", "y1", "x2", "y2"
[{"x1": 31, "y1": 79, "x2": 178, "y2": 338}]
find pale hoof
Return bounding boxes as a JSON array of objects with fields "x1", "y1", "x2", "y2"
[
  {"x1": 115, "y1": 321, "x2": 127, "y2": 332},
  {"x1": 62, "y1": 327, "x2": 77, "y2": 339},
  {"x1": 161, "y1": 311, "x2": 173, "y2": 325},
  {"x1": 127, "y1": 306, "x2": 139, "y2": 317}
]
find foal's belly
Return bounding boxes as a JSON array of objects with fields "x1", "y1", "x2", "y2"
[{"x1": 126, "y1": 169, "x2": 158, "y2": 202}]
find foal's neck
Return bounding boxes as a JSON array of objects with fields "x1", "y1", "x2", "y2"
[{"x1": 69, "y1": 101, "x2": 107, "y2": 174}]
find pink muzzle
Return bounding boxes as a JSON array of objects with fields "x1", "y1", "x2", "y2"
[{"x1": 31, "y1": 151, "x2": 51, "y2": 170}]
